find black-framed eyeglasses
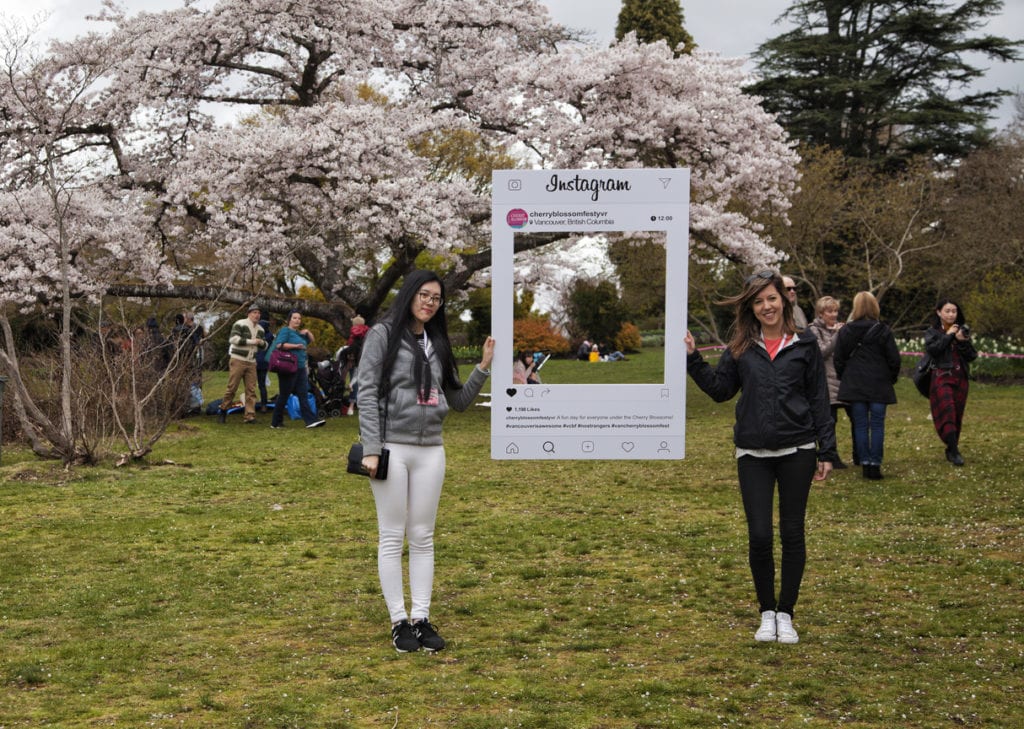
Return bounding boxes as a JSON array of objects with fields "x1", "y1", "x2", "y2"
[
  {"x1": 786, "y1": 286, "x2": 797, "y2": 292},
  {"x1": 417, "y1": 290, "x2": 443, "y2": 306},
  {"x1": 745, "y1": 270, "x2": 775, "y2": 285}
]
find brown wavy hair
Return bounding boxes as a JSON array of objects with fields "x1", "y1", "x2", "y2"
[{"x1": 720, "y1": 270, "x2": 795, "y2": 358}]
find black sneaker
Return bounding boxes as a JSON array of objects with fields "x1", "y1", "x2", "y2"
[
  {"x1": 413, "y1": 619, "x2": 446, "y2": 652},
  {"x1": 391, "y1": 620, "x2": 420, "y2": 653}
]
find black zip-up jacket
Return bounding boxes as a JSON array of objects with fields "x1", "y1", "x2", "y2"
[{"x1": 687, "y1": 332, "x2": 838, "y2": 462}]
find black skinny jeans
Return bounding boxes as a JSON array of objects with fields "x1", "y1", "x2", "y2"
[{"x1": 737, "y1": 448, "x2": 816, "y2": 617}]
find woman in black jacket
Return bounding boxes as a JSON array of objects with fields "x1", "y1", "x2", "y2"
[
  {"x1": 924, "y1": 298, "x2": 978, "y2": 466},
  {"x1": 685, "y1": 271, "x2": 836, "y2": 645},
  {"x1": 833, "y1": 292, "x2": 902, "y2": 481}
]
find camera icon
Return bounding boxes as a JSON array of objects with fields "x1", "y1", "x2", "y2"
[{"x1": 508, "y1": 179, "x2": 522, "y2": 191}]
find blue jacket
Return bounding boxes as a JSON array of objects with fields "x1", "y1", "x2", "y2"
[
  {"x1": 271, "y1": 327, "x2": 313, "y2": 370},
  {"x1": 255, "y1": 321, "x2": 273, "y2": 369}
]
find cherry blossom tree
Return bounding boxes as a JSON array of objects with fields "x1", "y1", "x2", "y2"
[
  {"x1": 0, "y1": 22, "x2": 175, "y2": 462},
  {"x1": 15, "y1": 0, "x2": 796, "y2": 315},
  {"x1": 1, "y1": 0, "x2": 801, "y2": 461}
]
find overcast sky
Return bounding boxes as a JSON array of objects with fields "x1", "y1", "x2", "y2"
[
  {"x1": 544, "y1": 0, "x2": 1023, "y2": 129},
  {"x1": 2, "y1": 0, "x2": 1021, "y2": 128}
]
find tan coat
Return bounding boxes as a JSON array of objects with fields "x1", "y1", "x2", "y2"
[{"x1": 808, "y1": 317, "x2": 842, "y2": 405}]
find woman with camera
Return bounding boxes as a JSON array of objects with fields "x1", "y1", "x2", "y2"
[
  {"x1": 685, "y1": 270, "x2": 836, "y2": 644},
  {"x1": 356, "y1": 270, "x2": 494, "y2": 653},
  {"x1": 924, "y1": 299, "x2": 978, "y2": 466}
]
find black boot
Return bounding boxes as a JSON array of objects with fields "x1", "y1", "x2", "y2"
[
  {"x1": 944, "y1": 435, "x2": 965, "y2": 466},
  {"x1": 868, "y1": 464, "x2": 884, "y2": 480},
  {"x1": 862, "y1": 465, "x2": 871, "y2": 479}
]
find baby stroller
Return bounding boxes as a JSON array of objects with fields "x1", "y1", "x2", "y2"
[{"x1": 309, "y1": 345, "x2": 358, "y2": 417}]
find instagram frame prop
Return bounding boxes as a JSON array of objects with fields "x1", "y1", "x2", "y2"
[{"x1": 491, "y1": 169, "x2": 689, "y2": 460}]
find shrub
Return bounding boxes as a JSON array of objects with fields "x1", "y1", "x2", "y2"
[
  {"x1": 641, "y1": 331, "x2": 665, "y2": 348},
  {"x1": 513, "y1": 318, "x2": 571, "y2": 356},
  {"x1": 615, "y1": 322, "x2": 642, "y2": 353}
]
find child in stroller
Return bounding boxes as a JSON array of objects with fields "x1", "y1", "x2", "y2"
[{"x1": 309, "y1": 345, "x2": 359, "y2": 418}]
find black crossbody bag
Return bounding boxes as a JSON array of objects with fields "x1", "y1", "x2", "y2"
[{"x1": 346, "y1": 392, "x2": 390, "y2": 480}]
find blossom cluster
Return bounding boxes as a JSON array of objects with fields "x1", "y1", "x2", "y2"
[{"x1": 0, "y1": 0, "x2": 800, "y2": 313}]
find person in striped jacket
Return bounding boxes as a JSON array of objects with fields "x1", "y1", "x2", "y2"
[{"x1": 216, "y1": 305, "x2": 268, "y2": 424}]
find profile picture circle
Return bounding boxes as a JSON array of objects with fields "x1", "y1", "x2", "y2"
[{"x1": 506, "y1": 208, "x2": 529, "y2": 229}]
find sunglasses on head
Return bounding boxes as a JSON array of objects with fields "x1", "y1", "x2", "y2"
[{"x1": 745, "y1": 270, "x2": 775, "y2": 285}]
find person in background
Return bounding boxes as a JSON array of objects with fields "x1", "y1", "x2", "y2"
[
  {"x1": 145, "y1": 316, "x2": 171, "y2": 371},
  {"x1": 216, "y1": 305, "x2": 267, "y2": 424},
  {"x1": 356, "y1": 270, "x2": 494, "y2": 654},
  {"x1": 513, "y1": 351, "x2": 541, "y2": 384},
  {"x1": 782, "y1": 275, "x2": 808, "y2": 331},
  {"x1": 685, "y1": 270, "x2": 835, "y2": 645},
  {"x1": 172, "y1": 310, "x2": 205, "y2": 413},
  {"x1": 269, "y1": 311, "x2": 325, "y2": 429},
  {"x1": 254, "y1": 317, "x2": 274, "y2": 411},
  {"x1": 345, "y1": 314, "x2": 370, "y2": 415},
  {"x1": 833, "y1": 292, "x2": 901, "y2": 480},
  {"x1": 577, "y1": 339, "x2": 592, "y2": 361},
  {"x1": 924, "y1": 298, "x2": 978, "y2": 466},
  {"x1": 807, "y1": 296, "x2": 854, "y2": 468}
]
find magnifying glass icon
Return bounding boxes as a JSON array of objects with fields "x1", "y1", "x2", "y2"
[{"x1": 542, "y1": 441, "x2": 556, "y2": 454}]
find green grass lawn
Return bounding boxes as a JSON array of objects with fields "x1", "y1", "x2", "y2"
[{"x1": 0, "y1": 359, "x2": 1022, "y2": 728}]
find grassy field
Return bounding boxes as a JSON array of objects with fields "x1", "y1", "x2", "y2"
[{"x1": 0, "y1": 354, "x2": 1021, "y2": 728}]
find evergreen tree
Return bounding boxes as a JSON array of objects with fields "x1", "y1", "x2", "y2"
[
  {"x1": 749, "y1": 0, "x2": 1022, "y2": 162},
  {"x1": 615, "y1": 0, "x2": 695, "y2": 54}
]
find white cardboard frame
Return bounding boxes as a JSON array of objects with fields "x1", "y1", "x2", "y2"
[{"x1": 490, "y1": 169, "x2": 690, "y2": 460}]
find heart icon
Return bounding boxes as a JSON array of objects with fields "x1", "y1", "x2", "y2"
[
  {"x1": 506, "y1": 406, "x2": 512, "y2": 412},
  {"x1": 621, "y1": 442, "x2": 635, "y2": 453},
  {"x1": 506, "y1": 388, "x2": 517, "y2": 397}
]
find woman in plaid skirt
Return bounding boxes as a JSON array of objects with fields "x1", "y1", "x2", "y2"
[{"x1": 924, "y1": 299, "x2": 978, "y2": 466}]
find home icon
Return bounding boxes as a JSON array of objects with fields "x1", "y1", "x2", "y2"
[{"x1": 505, "y1": 443, "x2": 520, "y2": 455}]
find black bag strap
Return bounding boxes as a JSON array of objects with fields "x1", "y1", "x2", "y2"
[{"x1": 850, "y1": 321, "x2": 882, "y2": 358}]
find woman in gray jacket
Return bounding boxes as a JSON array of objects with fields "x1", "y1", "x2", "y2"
[
  {"x1": 357, "y1": 270, "x2": 495, "y2": 654},
  {"x1": 807, "y1": 296, "x2": 853, "y2": 468}
]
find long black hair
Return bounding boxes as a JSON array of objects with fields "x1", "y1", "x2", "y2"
[
  {"x1": 929, "y1": 298, "x2": 965, "y2": 329},
  {"x1": 379, "y1": 269, "x2": 462, "y2": 395}
]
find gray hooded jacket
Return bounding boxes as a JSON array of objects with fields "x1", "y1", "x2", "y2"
[{"x1": 355, "y1": 323, "x2": 488, "y2": 455}]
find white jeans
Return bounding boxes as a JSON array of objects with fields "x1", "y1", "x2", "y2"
[{"x1": 370, "y1": 442, "x2": 446, "y2": 624}]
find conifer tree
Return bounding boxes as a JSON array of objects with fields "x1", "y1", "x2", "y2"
[
  {"x1": 615, "y1": 0, "x2": 695, "y2": 54},
  {"x1": 749, "y1": 0, "x2": 1022, "y2": 163}
]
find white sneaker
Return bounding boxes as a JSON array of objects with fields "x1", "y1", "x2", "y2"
[
  {"x1": 754, "y1": 610, "x2": 777, "y2": 642},
  {"x1": 776, "y1": 612, "x2": 799, "y2": 644}
]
